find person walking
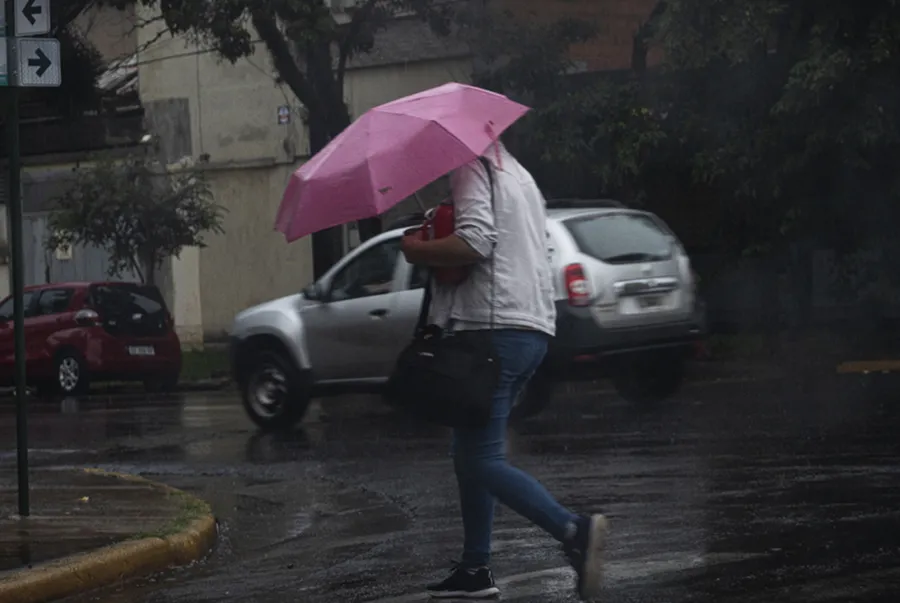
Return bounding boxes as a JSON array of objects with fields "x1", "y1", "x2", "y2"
[{"x1": 399, "y1": 144, "x2": 607, "y2": 601}]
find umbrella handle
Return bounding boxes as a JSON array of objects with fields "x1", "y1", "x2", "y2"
[{"x1": 414, "y1": 192, "x2": 427, "y2": 212}]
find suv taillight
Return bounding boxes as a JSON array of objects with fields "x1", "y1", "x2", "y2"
[
  {"x1": 564, "y1": 263, "x2": 591, "y2": 307},
  {"x1": 74, "y1": 308, "x2": 101, "y2": 326}
]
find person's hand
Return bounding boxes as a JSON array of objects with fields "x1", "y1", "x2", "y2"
[{"x1": 401, "y1": 233, "x2": 424, "y2": 264}]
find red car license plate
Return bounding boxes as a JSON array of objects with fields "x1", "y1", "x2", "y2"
[{"x1": 128, "y1": 346, "x2": 155, "y2": 356}]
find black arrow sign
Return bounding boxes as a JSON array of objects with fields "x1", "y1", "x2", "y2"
[
  {"x1": 27, "y1": 49, "x2": 51, "y2": 77},
  {"x1": 22, "y1": 0, "x2": 42, "y2": 26}
]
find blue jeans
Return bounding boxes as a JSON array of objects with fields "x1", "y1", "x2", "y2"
[{"x1": 452, "y1": 329, "x2": 578, "y2": 567}]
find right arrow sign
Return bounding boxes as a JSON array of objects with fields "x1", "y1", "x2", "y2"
[
  {"x1": 16, "y1": 38, "x2": 61, "y2": 87},
  {"x1": 27, "y1": 48, "x2": 50, "y2": 77}
]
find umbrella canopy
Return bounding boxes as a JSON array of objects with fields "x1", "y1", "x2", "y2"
[{"x1": 275, "y1": 83, "x2": 529, "y2": 242}]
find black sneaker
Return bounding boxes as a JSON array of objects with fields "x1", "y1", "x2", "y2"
[
  {"x1": 563, "y1": 514, "x2": 608, "y2": 600},
  {"x1": 426, "y1": 563, "x2": 500, "y2": 599}
]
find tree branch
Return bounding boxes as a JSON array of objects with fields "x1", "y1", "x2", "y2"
[
  {"x1": 55, "y1": 0, "x2": 93, "y2": 35},
  {"x1": 131, "y1": 25, "x2": 171, "y2": 61},
  {"x1": 250, "y1": 10, "x2": 323, "y2": 117},
  {"x1": 130, "y1": 255, "x2": 146, "y2": 284},
  {"x1": 632, "y1": 1, "x2": 667, "y2": 73},
  {"x1": 338, "y1": 0, "x2": 381, "y2": 85}
]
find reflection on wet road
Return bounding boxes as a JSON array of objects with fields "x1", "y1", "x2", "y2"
[{"x1": 2, "y1": 376, "x2": 900, "y2": 602}]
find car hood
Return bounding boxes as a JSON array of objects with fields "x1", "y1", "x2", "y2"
[{"x1": 233, "y1": 293, "x2": 315, "y2": 323}]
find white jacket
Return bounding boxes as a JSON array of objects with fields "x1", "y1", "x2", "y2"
[{"x1": 427, "y1": 145, "x2": 556, "y2": 337}]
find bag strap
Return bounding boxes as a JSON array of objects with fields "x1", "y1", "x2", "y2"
[
  {"x1": 414, "y1": 157, "x2": 495, "y2": 336},
  {"x1": 479, "y1": 157, "x2": 497, "y2": 332},
  {"x1": 415, "y1": 270, "x2": 433, "y2": 336}
]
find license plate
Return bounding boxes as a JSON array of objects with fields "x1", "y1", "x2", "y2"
[
  {"x1": 638, "y1": 295, "x2": 664, "y2": 309},
  {"x1": 128, "y1": 346, "x2": 155, "y2": 356}
]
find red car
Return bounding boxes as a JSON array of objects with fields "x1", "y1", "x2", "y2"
[{"x1": 0, "y1": 281, "x2": 182, "y2": 396}]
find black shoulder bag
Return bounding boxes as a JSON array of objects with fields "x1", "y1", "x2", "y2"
[{"x1": 384, "y1": 158, "x2": 500, "y2": 429}]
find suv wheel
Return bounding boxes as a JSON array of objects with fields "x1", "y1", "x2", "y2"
[
  {"x1": 241, "y1": 350, "x2": 311, "y2": 430},
  {"x1": 55, "y1": 350, "x2": 89, "y2": 396},
  {"x1": 511, "y1": 370, "x2": 556, "y2": 421},
  {"x1": 613, "y1": 351, "x2": 686, "y2": 405}
]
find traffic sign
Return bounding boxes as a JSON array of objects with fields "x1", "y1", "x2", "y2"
[
  {"x1": 15, "y1": 0, "x2": 49, "y2": 37},
  {"x1": 16, "y1": 38, "x2": 60, "y2": 87}
]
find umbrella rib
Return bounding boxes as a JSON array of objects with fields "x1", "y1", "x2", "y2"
[
  {"x1": 368, "y1": 114, "x2": 478, "y2": 209},
  {"x1": 276, "y1": 84, "x2": 529, "y2": 242}
]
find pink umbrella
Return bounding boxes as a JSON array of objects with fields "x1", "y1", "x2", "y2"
[{"x1": 275, "y1": 83, "x2": 530, "y2": 242}]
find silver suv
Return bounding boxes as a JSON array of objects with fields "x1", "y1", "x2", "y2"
[{"x1": 230, "y1": 200, "x2": 706, "y2": 430}]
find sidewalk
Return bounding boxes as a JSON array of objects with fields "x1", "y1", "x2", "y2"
[{"x1": 0, "y1": 469, "x2": 216, "y2": 603}]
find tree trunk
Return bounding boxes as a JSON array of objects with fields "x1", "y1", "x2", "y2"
[
  {"x1": 308, "y1": 117, "x2": 349, "y2": 281},
  {"x1": 308, "y1": 92, "x2": 382, "y2": 280},
  {"x1": 254, "y1": 28, "x2": 384, "y2": 280},
  {"x1": 139, "y1": 251, "x2": 156, "y2": 287}
]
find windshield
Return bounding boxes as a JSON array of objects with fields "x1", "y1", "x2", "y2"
[
  {"x1": 0, "y1": 292, "x2": 35, "y2": 320},
  {"x1": 90, "y1": 284, "x2": 167, "y2": 314},
  {"x1": 564, "y1": 213, "x2": 673, "y2": 264}
]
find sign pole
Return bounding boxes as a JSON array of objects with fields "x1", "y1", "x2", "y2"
[{"x1": 6, "y1": 0, "x2": 29, "y2": 518}]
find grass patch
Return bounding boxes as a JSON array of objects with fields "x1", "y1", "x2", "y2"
[
  {"x1": 180, "y1": 348, "x2": 229, "y2": 382},
  {"x1": 130, "y1": 491, "x2": 211, "y2": 540}
]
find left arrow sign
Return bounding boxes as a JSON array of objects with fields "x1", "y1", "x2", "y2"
[
  {"x1": 15, "y1": 0, "x2": 50, "y2": 36},
  {"x1": 22, "y1": 0, "x2": 42, "y2": 26}
]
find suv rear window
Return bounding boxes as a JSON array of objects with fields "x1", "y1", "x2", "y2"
[
  {"x1": 564, "y1": 213, "x2": 673, "y2": 264},
  {"x1": 88, "y1": 284, "x2": 171, "y2": 336}
]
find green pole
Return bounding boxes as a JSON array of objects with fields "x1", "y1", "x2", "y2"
[{"x1": 6, "y1": 0, "x2": 29, "y2": 517}]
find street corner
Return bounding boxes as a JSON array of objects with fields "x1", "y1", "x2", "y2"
[
  {"x1": 836, "y1": 359, "x2": 900, "y2": 375},
  {"x1": 0, "y1": 469, "x2": 218, "y2": 603}
]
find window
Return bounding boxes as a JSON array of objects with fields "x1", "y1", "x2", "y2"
[
  {"x1": 329, "y1": 239, "x2": 401, "y2": 301},
  {"x1": 564, "y1": 213, "x2": 673, "y2": 264},
  {"x1": 88, "y1": 284, "x2": 170, "y2": 336},
  {"x1": 36, "y1": 289, "x2": 75, "y2": 316},
  {"x1": 89, "y1": 284, "x2": 167, "y2": 316},
  {"x1": 0, "y1": 292, "x2": 35, "y2": 321}
]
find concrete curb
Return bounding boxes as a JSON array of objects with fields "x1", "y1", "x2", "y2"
[
  {"x1": 0, "y1": 470, "x2": 218, "y2": 603},
  {"x1": 836, "y1": 360, "x2": 900, "y2": 374},
  {"x1": 175, "y1": 377, "x2": 232, "y2": 392}
]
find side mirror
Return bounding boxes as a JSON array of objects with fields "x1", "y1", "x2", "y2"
[{"x1": 303, "y1": 283, "x2": 327, "y2": 302}]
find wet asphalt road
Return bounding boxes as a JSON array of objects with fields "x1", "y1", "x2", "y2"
[{"x1": 2, "y1": 375, "x2": 900, "y2": 602}]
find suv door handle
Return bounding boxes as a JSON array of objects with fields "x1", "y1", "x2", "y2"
[{"x1": 369, "y1": 309, "x2": 389, "y2": 318}]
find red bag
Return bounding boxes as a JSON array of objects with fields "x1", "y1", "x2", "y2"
[{"x1": 418, "y1": 200, "x2": 471, "y2": 285}]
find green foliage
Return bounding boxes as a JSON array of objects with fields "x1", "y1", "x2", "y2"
[
  {"x1": 463, "y1": 9, "x2": 596, "y2": 104},
  {"x1": 488, "y1": 0, "x2": 900, "y2": 256},
  {"x1": 45, "y1": 27, "x2": 105, "y2": 116},
  {"x1": 142, "y1": 0, "x2": 452, "y2": 252},
  {"x1": 144, "y1": 0, "x2": 451, "y2": 126},
  {"x1": 47, "y1": 154, "x2": 226, "y2": 284},
  {"x1": 465, "y1": 8, "x2": 664, "y2": 199},
  {"x1": 651, "y1": 0, "x2": 900, "y2": 244},
  {"x1": 0, "y1": 1, "x2": 113, "y2": 119},
  {"x1": 516, "y1": 81, "x2": 667, "y2": 199},
  {"x1": 149, "y1": 0, "x2": 451, "y2": 62}
]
